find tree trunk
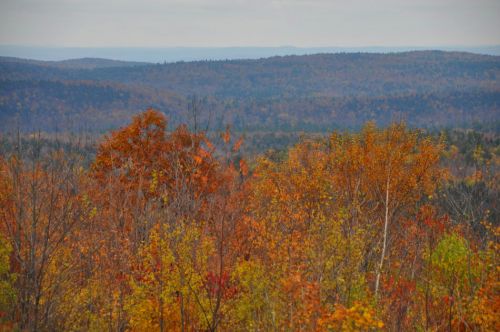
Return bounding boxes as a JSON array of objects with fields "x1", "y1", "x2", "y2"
[{"x1": 375, "y1": 175, "x2": 390, "y2": 297}]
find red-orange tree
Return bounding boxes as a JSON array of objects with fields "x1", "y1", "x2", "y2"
[{"x1": 88, "y1": 109, "x2": 247, "y2": 331}]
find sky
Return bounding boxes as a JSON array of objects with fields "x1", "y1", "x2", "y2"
[{"x1": 0, "y1": 0, "x2": 499, "y2": 48}]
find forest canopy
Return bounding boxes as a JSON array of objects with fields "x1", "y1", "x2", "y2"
[
  {"x1": 1, "y1": 51, "x2": 499, "y2": 133},
  {"x1": 0, "y1": 109, "x2": 498, "y2": 331}
]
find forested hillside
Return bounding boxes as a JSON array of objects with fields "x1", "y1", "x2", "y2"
[{"x1": 1, "y1": 51, "x2": 499, "y2": 133}]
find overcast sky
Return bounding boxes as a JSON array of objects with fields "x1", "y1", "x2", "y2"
[{"x1": 0, "y1": 0, "x2": 499, "y2": 47}]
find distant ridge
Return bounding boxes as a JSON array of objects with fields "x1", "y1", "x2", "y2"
[
  {"x1": 1, "y1": 45, "x2": 500, "y2": 63},
  {"x1": 0, "y1": 56, "x2": 150, "y2": 69}
]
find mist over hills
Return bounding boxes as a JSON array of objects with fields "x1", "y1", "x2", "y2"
[{"x1": 0, "y1": 51, "x2": 499, "y2": 133}]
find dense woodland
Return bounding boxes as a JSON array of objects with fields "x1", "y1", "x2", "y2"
[
  {"x1": 0, "y1": 109, "x2": 498, "y2": 331},
  {"x1": 1, "y1": 51, "x2": 499, "y2": 132}
]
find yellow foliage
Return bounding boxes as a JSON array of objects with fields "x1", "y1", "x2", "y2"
[{"x1": 319, "y1": 302, "x2": 384, "y2": 331}]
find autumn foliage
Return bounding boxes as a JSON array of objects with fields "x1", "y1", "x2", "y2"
[{"x1": 0, "y1": 110, "x2": 498, "y2": 331}]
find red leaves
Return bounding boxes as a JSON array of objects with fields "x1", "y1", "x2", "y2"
[
  {"x1": 205, "y1": 271, "x2": 237, "y2": 300},
  {"x1": 442, "y1": 295, "x2": 454, "y2": 305},
  {"x1": 93, "y1": 109, "x2": 222, "y2": 201},
  {"x1": 383, "y1": 276, "x2": 416, "y2": 300}
]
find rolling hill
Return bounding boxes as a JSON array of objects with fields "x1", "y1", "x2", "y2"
[{"x1": 0, "y1": 51, "x2": 499, "y2": 133}]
